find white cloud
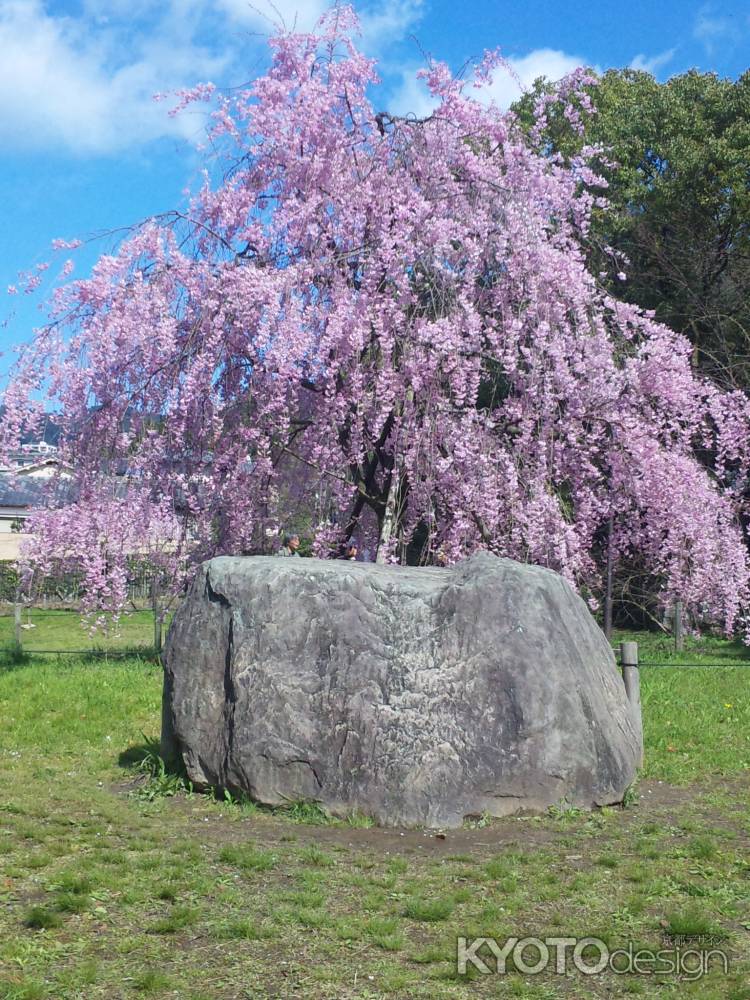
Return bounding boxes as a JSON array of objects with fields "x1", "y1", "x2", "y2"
[
  {"x1": 693, "y1": 5, "x2": 743, "y2": 54},
  {"x1": 388, "y1": 47, "x2": 591, "y2": 118},
  {"x1": 358, "y1": 0, "x2": 423, "y2": 51},
  {"x1": 81, "y1": 0, "x2": 162, "y2": 23},
  {"x1": 0, "y1": 0, "x2": 427, "y2": 154},
  {"x1": 387, "y1": 67, "x2": 438, "y2": 118},
  {"x1": 217, "y1": 0, "x2": 425, "y2": 52},
  {"x1": 0, "y1": 0, "x2": 228, "y2": 153},
  {"x1": 629, "y1": 47, "x2": 676, "y2": 76},
  {"x1": 215, "y1": 0, "x2": 328, "y2": 31},
  {"x1": 479, "y1": 49, "x2": 589, "y2": 108}
]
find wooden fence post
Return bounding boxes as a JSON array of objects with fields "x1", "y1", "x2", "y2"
[
  {"x1": 673, "y1": 600, "x2": 684, "y2": 653},
  {"x1": 620, "y1": 640, "x2": 643, "y2": 767}
]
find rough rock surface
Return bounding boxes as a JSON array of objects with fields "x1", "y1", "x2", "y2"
[{"x1": 161, "y1": 553, "x2": 642, "y2": 828}]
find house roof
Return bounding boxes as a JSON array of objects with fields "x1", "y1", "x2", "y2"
[
  {"x1": 0, "y1": 475, "x2": 48, "y2": 508},
  {"x1": 0, "y1": 473, "x2": 75, "y2": 510}
]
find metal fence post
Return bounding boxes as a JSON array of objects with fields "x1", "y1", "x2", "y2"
[
  {"x1": 620, "y1": 640, "x2": 643, "y2": 767},
  {"x1": 14, "y1": 601, "x2": 22, "y2": 650},
  {"x1": 604, "y1": 515, "x2": 614, "y2": 641},
  {"x1": 674, "y1": 600, "x2": 684, "y2": 652},
  {"x1": 151, "y1": 577, "x2": 162, "y2": 655}
]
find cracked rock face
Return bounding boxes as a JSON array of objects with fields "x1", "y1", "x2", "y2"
[{"x1": 161, "y1": 552, "x2": 642, "y2": 828}]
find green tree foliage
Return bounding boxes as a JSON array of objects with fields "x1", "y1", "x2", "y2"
[{"x1": 514, "y1": 68, "x2": 750, "y2": 390}]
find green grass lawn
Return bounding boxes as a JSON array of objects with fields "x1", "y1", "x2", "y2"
[
  {"x1": 0, "y1": 608, "x2": 168, "y2": 654},
  {"x1": 613, "y1": 628, "x2": 750, "y2": 667},
  {"x1": 0, "y1": 624, "x2": 748, "y2": 999}
]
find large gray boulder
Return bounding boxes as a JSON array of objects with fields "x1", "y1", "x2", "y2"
[{"x1": 161, "y1": 553, "x2": 642, "y2": 828}]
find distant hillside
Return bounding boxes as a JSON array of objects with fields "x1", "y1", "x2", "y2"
[{"x1": 0, "y1": 407, "x2": 166, "y2": 448}]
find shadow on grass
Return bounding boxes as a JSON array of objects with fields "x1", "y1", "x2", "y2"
[
  {"x1": 117, "y1": 738, "x2": 341, "y2": 824},
  {"x1": 118, "y1": 736, "x2": 185, "y2": 778},
  {"x1": 76, "y1": 645, "x2": 162, "y2": 665},
  {"x1": 118, "y1": 736, "x2": 191, "y2": 801},
  {"x1": 0, "y1": 643, "x2": 32, "y2": 672},
  {"x1": 118, "y1": 737, "x2": 163, "y2": 770}
]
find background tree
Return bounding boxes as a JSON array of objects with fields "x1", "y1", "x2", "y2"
[
  {"x1": 2, "y1": 10, "x2": 749, "y2": 635},
  {"x1": 514, "y1": 68, "x2": 750, "y2": 391},
  {"x1": 514, "y1": 67, "x2": 750, "y2": 626}
]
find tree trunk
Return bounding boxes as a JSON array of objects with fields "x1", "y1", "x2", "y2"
[
  {"x1": 604, "y1": 515, "x2": 614, "y2": 642},
  {"x1": 375, "y1": 477, "x2": 397, "y2": 564}
]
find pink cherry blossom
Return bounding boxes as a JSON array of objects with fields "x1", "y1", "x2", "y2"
[{"x1": 2, "y1": 8, "x2": 749, "y2": 636}]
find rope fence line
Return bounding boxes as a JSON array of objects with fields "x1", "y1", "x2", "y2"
[
  {"x1": 0, "y1": 604, "x2": 163, "y2": 660},
  {"x1": 634, "y1": 661, "x2": 749, "y2": 668},
  {"x1": 3, "y1": 609, "x2": 749, "y2": 665},
  {"x1": 610, "y1": 638, "x2": 748, "y2": 770},
  {"x1": 2, "y1": 576, "x2": 173, "y2": 654},
  {"x1": 611, "y1": 645, "x2": 750, "y2": 668},
  {"x1": 5, "y1": 648, "x2": 157, "y2": 657}
]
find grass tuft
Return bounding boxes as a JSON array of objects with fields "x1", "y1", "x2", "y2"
[
  {"x1": 403, "y1": 896, "x2": 454, "y2": 922},
  {"x1": 365, "y1": 917, "x2": 404, "y2": 951},
  {"x1": 346, "y1": 810, "x2": 375, "y2": 828},
  {"x1": 688, "y1": 835, "x2": 718, "y2": 860},
  {"x1": 297, "y1": 844, "x2": 335, "y2": 868},
  {"x1": 663, "y1": 906, "x2": 723, "y2": 938},
  {"x1": 23, "y1": 906, "x2": 62, "y2": 931},
  {"x1": 53, "y1": 892, "x2": 90, "y2": 914},
  {"x1": 146, "y1": 905, "x2": 198, "y2": 935},
  {"x1": 218, "y1": 843, "x2": 277, "y2": 873},
  {"x1": 0, "y1": 978, "x2": 47, "y2": 1000},
  {"x1": 213, "y1": 918, "x2": 272, "y2": 941},
  {"x1": 53, "y1": 873, "x2": 92, "y2": 895},
  {"x1": 284, "y1": 802, "x2": 331, "y2": 825},
  {"x1": 132, "y1": 969, "x2": 172, "y2": 993}
]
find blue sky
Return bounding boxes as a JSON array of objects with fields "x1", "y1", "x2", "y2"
[{"x1": 1, "y1": 0, "x2": 749, "y2": 375}]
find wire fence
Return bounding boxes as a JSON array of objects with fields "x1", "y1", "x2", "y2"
[
  {"x1": 635, "y1": 661, "x2": 750, "y2": 668},
  {"x1": 5, "y1": 648, "x2": 157, "y2": 658},
  {"x1": 3, "y1": 611, "x2": 749, "y2": 667},
  {"x1": 0, "y1": 570, "x2": 156, "y2": 607},
  {"x1": 1, "y1": 602, "x2": 171, "y2": 659},
  {"x1": 611, "y1": 647, "x2": 750, "y2": 669}
]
